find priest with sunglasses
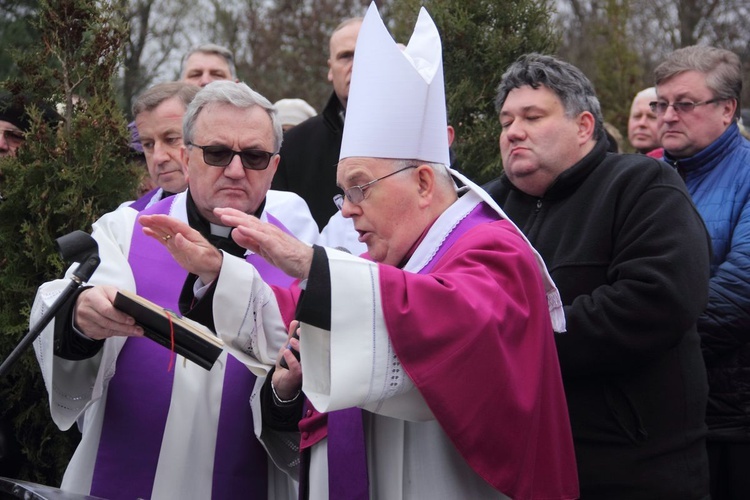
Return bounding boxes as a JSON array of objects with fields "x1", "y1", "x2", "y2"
[
  {"x1": 139, "y1": 4, "x2": 578, "y2": 499},
  {"x1": 30, "y1": 81, "x2": 318, "y2": 500}
]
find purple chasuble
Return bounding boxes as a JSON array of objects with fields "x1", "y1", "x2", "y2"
[
  {"x1": 91, "y1": 196, "x2": 296, "y2": 499},
  {"x1": 322, "y1": 202, "x2": 499, "y2": 500}
]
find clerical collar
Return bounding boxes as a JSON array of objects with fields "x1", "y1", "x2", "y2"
[{"x1": 210, "y1": 223, "x2": 231, "y2": 238}]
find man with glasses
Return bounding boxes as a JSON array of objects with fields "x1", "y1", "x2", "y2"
[
  {"x1": 30, "y1": 81, "x2": 317, "y2": 500},
  {"x1": 653, "y1": 45, "x2": 750, "y2": 500},
  {"x1": 139, "y1": 6, "x2": 578, "y2": 499},
  {"x1": 484, "y1": 53, "x2": 712, "y2": 498}
]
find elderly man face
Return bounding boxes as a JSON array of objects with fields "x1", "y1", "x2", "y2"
[
  {"x1": 0, "y1": 120, "x2": 25, "y2": 157},
  {"x1": 182, "y1": 52, "x2": 233, "y2": 87},
  {"x1": 184, "y1": 102, "x2": 279, "y2": 224},
  {"x1": 656, "y1": 70, "x2": 735, "y2": 158},
  {"x1": 336, "y1": 157, "x2": 428, "y2": 265},
  {"x1": 627, "y1": 92, "x2": 660, "y2": 153},
  {"x1": 327, "y1": 21, "x2": 362, "y2": 109},
  {"x1": 499, "y1": 84, "x2": 595, "y2": 197},
  {"x1": 135, "y1": 97, "x2": 188, "y2": 193}
]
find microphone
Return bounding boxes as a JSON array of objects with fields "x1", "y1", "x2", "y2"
[
  {"x1": 57, "y1": 230, "x2": 98, "y2": 262},
  {"x1": 56, "y1": 230, "x2": 101, "y2": 283},
  {"x1": 0, "y1": 231, "x2": 100, "y2": 378}
]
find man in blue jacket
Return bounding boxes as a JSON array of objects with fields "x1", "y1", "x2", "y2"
[{"x1": 654, "y1": 45, "x2": 750, "y2": 500}]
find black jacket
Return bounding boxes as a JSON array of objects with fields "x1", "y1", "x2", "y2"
[
  {"x1": 485, "y1": 137, "x2": 712, "y2": 499},
  {"x1": 272, "y1": 93, "x2": 344, "y2": 230}
]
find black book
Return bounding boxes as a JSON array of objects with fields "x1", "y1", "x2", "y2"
[{"x1": 113, "y1": 289, "x2": 224, "y2": 371}]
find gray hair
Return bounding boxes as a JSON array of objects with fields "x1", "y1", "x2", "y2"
[
  {"x1": 392, "y1": 159, "x2": 455, "y2": 190},
  {"x1": 181, "y1": 43, "x2": 237, "y2": 79},
  {"x1": 654, "y1": 45, "x2": 742, "y2": 119},
  {"x1": 495, "y1": 53, "x2": 605, "y2": 141},
  {"x1": 183, "y1": 81, "x2": 283, "y2": 152},
  {"x1": 132, "y1": 81, "x2": 200, "y2": 118}
]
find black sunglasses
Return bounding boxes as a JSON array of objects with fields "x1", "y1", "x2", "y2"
[{"x1": 189, "y1": 143, "x2": 277, "y2": 170}]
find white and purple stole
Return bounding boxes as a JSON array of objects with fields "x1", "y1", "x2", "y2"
[{"x1": 90, "y1": 195, "x2": 295, "y2": 499}]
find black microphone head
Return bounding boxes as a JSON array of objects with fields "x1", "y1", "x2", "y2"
[{"x1": 56, "y1": 230, "x2": 98, "y2": 262}]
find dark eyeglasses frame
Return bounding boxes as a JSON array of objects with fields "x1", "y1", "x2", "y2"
[
  {"x1": 334, "y1": 165, "x2": 418, "y2": 210},
  {"x1": 188, "y1": 143, "x2": 278, "y2": 171},
  {"x1": 648, "y1": 98, "x2": 723, "y2": 115}
]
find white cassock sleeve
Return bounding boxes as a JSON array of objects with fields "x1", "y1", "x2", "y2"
[
  {"x1": 211, "y1": 254, "x2": 291, "y2": 376},
  {"x1": 300, "y1": 248, "x2": 434, "y2": 422},
  {"x1": 30, "y1": 207, "x2": 138, "y2": 430}
]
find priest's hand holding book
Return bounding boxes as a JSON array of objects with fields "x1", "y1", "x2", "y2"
[{"x1": 74, "y1": 285, "x2": 145, "y2": 340}]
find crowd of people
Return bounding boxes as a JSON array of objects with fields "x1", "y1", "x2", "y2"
[{"x1": 1, "y1": 2, "x2": 748, "y2": 499}]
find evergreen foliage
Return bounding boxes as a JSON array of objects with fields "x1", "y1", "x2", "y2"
[
  {"x1": 0, "y1": 0, "x2": 39, "y2": 81},
  {"x1": 591, "y1": 0, "x2": 643, "y2": 149},
  {"x1": 0, "y1": 0, "x2": 138, "y2": 486},
  {"x1": 387, "y1": 0, "x2": 558, "y2": 183}
]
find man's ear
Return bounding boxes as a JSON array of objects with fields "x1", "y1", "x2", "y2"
[
  {"x1": 327, "y1": 60, "x2": 334, "y2": 83},
  {"x1": 416, "y1": 164, "x2": 436, "y2": 204},
  {"x1": 721, "y1": 98, "x2": 738, "y2": 127},
  {"x1": 447, "y1": 125, "x2": 455, "y2": 147},
  {"x1": 267, "y1": 152, "x2": 280, "y2": 176},
  {"x1": 577, "y1": 111, "x2": 596, "y2": 144}
]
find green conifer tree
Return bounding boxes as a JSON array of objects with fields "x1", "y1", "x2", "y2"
[
  {"x1": 591, "y1": 0, "x2": 642, "y2": 151},
  {"x1": 0, "y1": 0, "x2": 138, "y2": 485}
]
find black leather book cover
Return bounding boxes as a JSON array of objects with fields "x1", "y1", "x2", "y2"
[{"x1": 113, "y1": 290, "x2": 223, "y2": 370}]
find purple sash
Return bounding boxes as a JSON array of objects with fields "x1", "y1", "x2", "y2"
[
  {"x1": 327, "y1": 409, "x2": 369, "y2": 499},
  {"x1": 90, "y1": 196, "x2": 295, "y2": 499},
  {"x1": 128, "y1": 187, "x2": 160, "y2": 212}
]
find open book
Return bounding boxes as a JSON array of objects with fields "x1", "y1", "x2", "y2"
[{"x1": 113, "y1": 289, "x2": 224, "y2": 370}]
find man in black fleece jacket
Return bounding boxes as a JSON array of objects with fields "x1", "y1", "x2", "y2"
[{"x1": 485, "y1": 53, "x2": 712, "y2": 499}]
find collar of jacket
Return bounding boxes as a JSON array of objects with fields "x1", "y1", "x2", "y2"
[
  {"x1": 321, "y1": 91, "x2": 345, "y2": 132},
  {"x1": 663, "y1": 122, "x2": 741, "y2": 178}
]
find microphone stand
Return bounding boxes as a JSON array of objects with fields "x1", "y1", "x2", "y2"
[{"x1": 0, "y1": 231, "x2": 100, "y2": 379}]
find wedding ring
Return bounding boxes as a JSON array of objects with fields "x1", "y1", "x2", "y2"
[{"x1": 163, "y1": 234, "x2": 172, "y2": 242}]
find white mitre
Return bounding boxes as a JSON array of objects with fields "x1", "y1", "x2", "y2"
[
  {"x1": 339, "y1": 3, "x2": 567, "y2": 332},
  {"x1": 339, "y1": 2, "x2": 450, "y2": 165}
]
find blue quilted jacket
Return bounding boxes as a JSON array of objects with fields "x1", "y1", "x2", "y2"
[{"x1": 664, "y1": 123, "x2": 750, "y2": 438}]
